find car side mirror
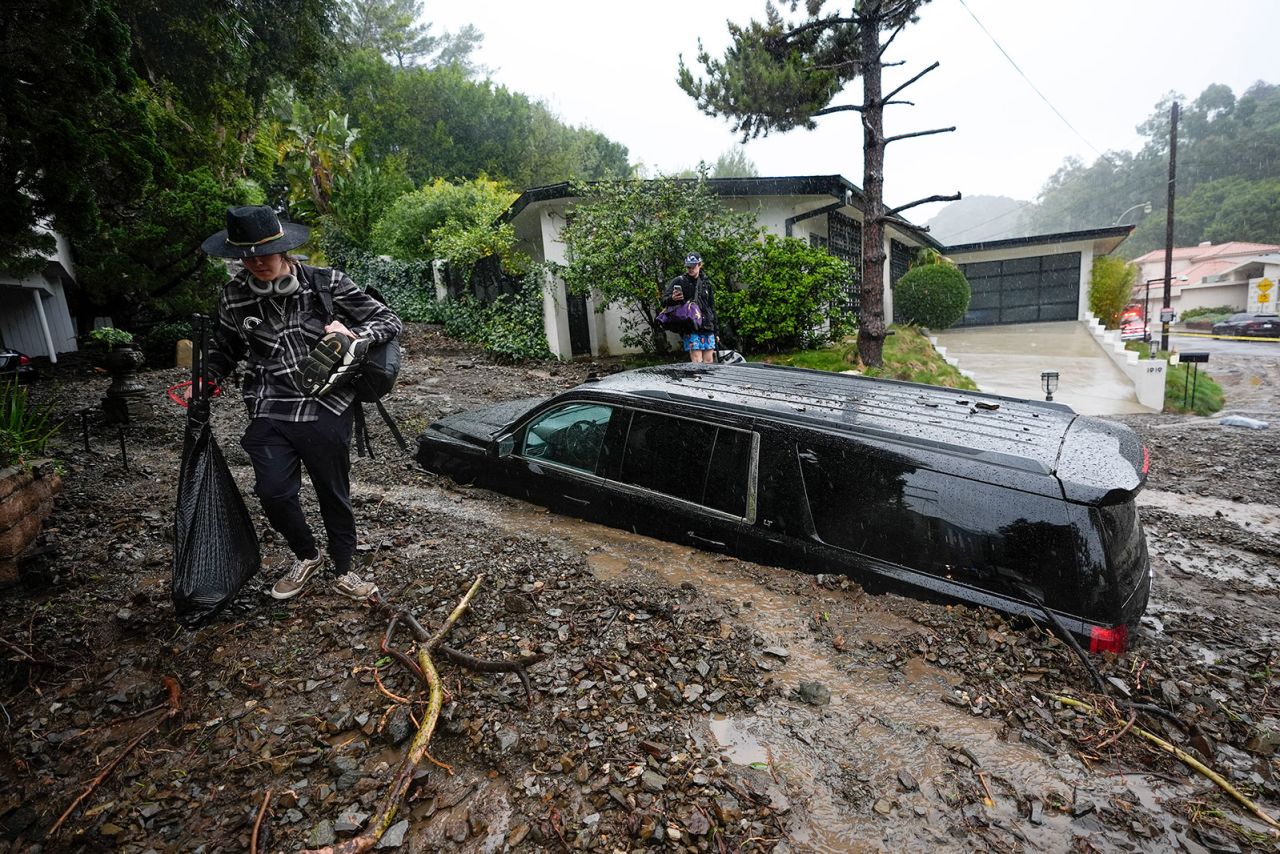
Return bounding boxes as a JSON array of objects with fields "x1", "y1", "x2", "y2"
[{"x1": 497, "y1": 435, "x2": 515, "y2": 458}]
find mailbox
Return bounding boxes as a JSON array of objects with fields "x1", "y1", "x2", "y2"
[{"x1": 1179, "y1": 352, "x2": 1209, "y2": 363}]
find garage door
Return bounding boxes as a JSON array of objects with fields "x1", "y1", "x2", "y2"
[{"x1": 957, "y1": 252, "x2": 1081, "y2": 327}]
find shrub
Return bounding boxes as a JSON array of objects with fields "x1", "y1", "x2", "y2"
[
  {"x1": 369, "y1": 177, "x2": 518, "y2": 278},
  {"x1": 139, "y1": 320, "x2": 194, "y2": 367},
  {"x1": 320, "y1": 226, "x2": 437, "y2": 321},
  {"x1": 893, "y1": 264, "x2": 971, "y2": 329},
  {"x1": 0, "y1": 380, "x2": 60, "y2": 468},
  {"x1": 720, "y1": 235, "x2": 857, "y2": 353},
  {"x1": 1181, "y1": 305, "x2": 1237, "y2": 321},
  {"x1": 1089, "y1": 256, "x2": 1137, "y2": 328},
  {"x1": 87, "y1": 326, "x2": 134, "y2": 348}
]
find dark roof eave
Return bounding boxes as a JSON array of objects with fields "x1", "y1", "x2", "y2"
[{"x1": 944, "y1": 225, "x2": 1135, "y2": 255}]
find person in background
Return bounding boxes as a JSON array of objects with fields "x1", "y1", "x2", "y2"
[
  {"x1": 662, "y1": 252, "x2": 717, "y2": 363},
  {"x1": 199, "y1": 205, "x2": 402, "y2": 601}
]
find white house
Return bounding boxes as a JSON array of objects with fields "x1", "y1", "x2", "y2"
[
  {"x1": 1129, "y1": 241, "x2": 1280, "y2": 316},
  {"x1": 503, "y1": 175, "x2": 1136, "y2": 359},
  {"x1": 0, "y1": 228, "x2": 79, "y2": 362},
  {"x1": 505, "y1": 176, "x2": 942, "y2": 359}
]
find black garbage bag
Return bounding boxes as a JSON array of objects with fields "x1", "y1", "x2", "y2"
[{"x1": 172, "y1": 398, "x2": 260, "y2": 629}]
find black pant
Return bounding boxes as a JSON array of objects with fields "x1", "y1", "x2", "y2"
[{"x1": 241, "y1": 406, "x2": 355, "y2": 574}]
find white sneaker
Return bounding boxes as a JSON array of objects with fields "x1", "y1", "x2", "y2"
[
  {"x1": 270, "y1": 553, "x2": 323, "y2": 600},
  {"x1": 333, "y1": 571, "x2": 378, "y2": 600}
]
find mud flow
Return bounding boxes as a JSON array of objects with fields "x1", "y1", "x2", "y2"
[{"x1": 358, "y1": 481, "x2": 1220, "y2": 851}]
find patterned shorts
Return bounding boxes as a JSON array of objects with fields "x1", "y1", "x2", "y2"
[{"x1": 683, "y1": 333, "x2": 717, "y2": 351}]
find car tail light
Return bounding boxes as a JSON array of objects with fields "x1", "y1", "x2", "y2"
[
  {"x1": 1089, "y1": 623, "x2": 1128, "y2": 654},
  {"x1": 18, "y1": 355, "x2": 30, "y2": 366}
]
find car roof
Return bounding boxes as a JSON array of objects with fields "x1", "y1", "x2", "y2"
[{"x1": 583, "y1": 363, "x2": 1077, "y2": 474}]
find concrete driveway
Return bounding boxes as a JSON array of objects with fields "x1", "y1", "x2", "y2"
[{"x1": 932, "y1": 321, "x2": 1151, "y2": 416}]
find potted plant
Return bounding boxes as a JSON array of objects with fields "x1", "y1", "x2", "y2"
[{"x1": 88, "y1": 327, "x2": 148, "y2": 422}]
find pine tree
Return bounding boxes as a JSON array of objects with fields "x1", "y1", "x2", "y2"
[{"x1": 678, "y1": 0, "x2": 958, "y2": 366}]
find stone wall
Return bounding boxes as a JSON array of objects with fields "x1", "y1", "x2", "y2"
[{"x1": 0, "y1": 462, "x2": 62, "y2": 584}]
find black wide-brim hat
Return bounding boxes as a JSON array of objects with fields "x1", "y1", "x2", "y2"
[{"x1": 201, "y1": 205, "x2": 310, "y2": 258}]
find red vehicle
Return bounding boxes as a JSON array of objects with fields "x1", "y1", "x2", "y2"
[{"x1": 1119, "y1": 304, "x2": 1147, "y2": 341}]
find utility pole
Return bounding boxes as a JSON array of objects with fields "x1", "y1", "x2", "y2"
[{"x1": 1160, "y1": 101, "x2": 1179, "y2": 352}]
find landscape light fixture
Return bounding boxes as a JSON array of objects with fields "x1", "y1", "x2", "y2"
[{"x1": 1041, "y1": 371, "x2": 1059, "y2": 402}]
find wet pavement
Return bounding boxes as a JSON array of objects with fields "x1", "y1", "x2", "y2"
[{"x1": 933, "y1": 321, "x2": 1150, "y2": 416}]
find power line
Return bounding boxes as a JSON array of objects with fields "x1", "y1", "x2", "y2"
[{"x1": 955, "y1": 0, "x2": 1117, "y2": 168}]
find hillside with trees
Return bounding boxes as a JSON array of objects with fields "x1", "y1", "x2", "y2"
[
  {"x1": 1, "y1": 0, "x2": 632, "y2": 326},
  {"x1": 1024, "y1": 81, "x2": 1280, "y2": 257}
]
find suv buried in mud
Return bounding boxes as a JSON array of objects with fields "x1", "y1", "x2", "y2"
[{"x1": 415, "y1": 363, "x2": 1151, "y2": 652}]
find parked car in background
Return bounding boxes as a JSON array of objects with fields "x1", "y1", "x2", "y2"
[
  {"x1": 1119, "y1": 304, "x2": 1147, "y2": 341},
  {"x1": 1211, "y1": 312, "x2": 1280, "y2": 338},
  {"x1": 416, "y1": 363, "x2": 1151, "y2": 653},
  {"x1": 0, "y1": 348, "x2": 37, "y2": 384}
]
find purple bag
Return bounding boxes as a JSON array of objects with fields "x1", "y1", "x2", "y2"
[{"x1": 655, "y1": 300, "x2": 703, "y2": 334}]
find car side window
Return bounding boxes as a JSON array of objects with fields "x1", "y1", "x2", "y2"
[
  {"x1": 616, "y1": 410, "x2": 752, "y2": 516},
  {"x1": 618, "y1": 411, "x2": 716, "y2": 504},
  {"x1": 521, "y1": 403, "x2": 614, "y2": 473}
]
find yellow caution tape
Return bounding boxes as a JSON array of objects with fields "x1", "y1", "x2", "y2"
[{"x1": 1172, "y1": 331, "x2": 1280, "y2": 342}]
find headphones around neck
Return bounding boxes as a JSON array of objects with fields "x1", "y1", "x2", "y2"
[{"x1": 246, "y1": 267, "x2": 300, "y2": 298}]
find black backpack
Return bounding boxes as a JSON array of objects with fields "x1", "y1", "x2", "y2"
[{"x1": 311, "y1": 267, "x2": 408, "y2": 457}]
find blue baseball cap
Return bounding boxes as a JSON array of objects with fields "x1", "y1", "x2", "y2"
[{"x1": 684, "y1": 252, "x2": 703, "y2": 266}]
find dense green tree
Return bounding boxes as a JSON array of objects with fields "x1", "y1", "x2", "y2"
[
  {"x1": 678, "y1": 0, "x2": 958, "y2": 367},
  {"x1": 0, "y1": 0, "x2": 152, "y2": 275},
  {"x1": 678, "y1": 146, "x2": 761, "y2": 179},
  {"x1": 338, "y1": 0, "x2": 482, "y2": 72},
  {"x1": 327, "y1": 156, "x2": 415, "y2": 249},
  {"x1": 1029, "y1": 82, "x2": 1280, "y2": 257},
  {"x1": 331, "y1": 52, "x2": 630, "y2": 188},
  {"x1": 558, "y1": 174, "x2": 761, "y2": 352}
]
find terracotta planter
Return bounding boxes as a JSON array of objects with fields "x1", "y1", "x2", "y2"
[{"x1": 0, "y1": 461, "x2": 62, "y2": 584}]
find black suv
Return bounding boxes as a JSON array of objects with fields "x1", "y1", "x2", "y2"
[
  {"x1": 416, "y1": 363, "x2": 1151, "y2": 652},
  {"x1": 1211, "y1": 312, "x2": 1280, "y2": 338}
]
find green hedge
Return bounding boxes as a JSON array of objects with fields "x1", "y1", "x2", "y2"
[
  {"x1": 320, "y1": 226, "x2": 550, "y2": 361},
  {"x1": 894, "y1": 264, "x2": 971, "y2": 329}
]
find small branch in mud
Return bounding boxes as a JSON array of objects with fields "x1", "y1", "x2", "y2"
[
  {"x1": 1052, "y1": 694, "x2": 1280, "y2": 835},
  {"x1": 302, "y1": 576, "x2": 545, "y2": 854},
  {"x1": 47, "y1": 676, "x2": 182, "y2": 838},
  {"x1": 250, "y1": 787, "x2": 272, "y2": 854}
]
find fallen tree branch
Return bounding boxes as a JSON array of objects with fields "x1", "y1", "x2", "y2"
[
  {"x1": 48, "y1": 676, "x2": 182, "y2": 838},
  {"x1": 1051, "y1": 694, "x2": 1280, "y2": 834},
  {"x1": 303, "y1": 575, "x2": 547, "y2": 854}
]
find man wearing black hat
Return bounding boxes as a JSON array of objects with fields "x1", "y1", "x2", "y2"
[
  {"x1": 200, "y1": 205, "x2": 402, "y2": 601},
  {"x1": 661, "y1": 252, "x2": 718, "y2": 363}
]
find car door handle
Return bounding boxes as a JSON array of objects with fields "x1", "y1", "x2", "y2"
[
  {"x1": 688, "y1": 532, "x2": 726, "y2": 548},
  {"x1": 562, "y1": 494, "x2": 590, "y2": 506}
]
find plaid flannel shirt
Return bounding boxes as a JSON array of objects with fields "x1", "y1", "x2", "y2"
[{"x1": 207, "y1": 264, "x2": 403, "y2": 422}]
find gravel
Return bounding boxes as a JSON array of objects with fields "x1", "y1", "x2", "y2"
[{"x1": 0, "y1": 324, "x2": 1275, "y2": 852}]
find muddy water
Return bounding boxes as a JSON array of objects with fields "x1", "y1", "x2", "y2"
[
  {"x1": 1139, "y1": 488, "x2": 1280, "y2": 536},
  {"x1": 357, "y1": 481, "x2": 1198, "y2": 851}
]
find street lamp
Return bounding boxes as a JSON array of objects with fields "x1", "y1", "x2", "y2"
[
  {"x1": 1041, "y1": 371, "x2": 1059, "y2": 402},
  {"x1": 1114, "y1": 201, "x2": 1153, "y2": 226}
]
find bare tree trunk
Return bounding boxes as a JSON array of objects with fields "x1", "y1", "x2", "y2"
[{"x1": 857, "y1": 11, "x2": 887, "y2": 368}]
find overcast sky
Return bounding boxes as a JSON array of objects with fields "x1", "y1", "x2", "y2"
[{"x1": 430, "y1": 1, "x2": 1279, "y2": 223}]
